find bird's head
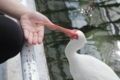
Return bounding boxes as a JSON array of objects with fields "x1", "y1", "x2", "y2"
[
  {"x1": 35, "y1": 22, "x2": 81, "y2": 39},
  {"x1": 67, "y1": 30, "x2": 87, "y2": 51},
  {"x1": 58, "y1": 28, "x2": 87, "y2": 53},
  {"x1": 36, "y1": 22, "x2": 87, "y2": 49}
]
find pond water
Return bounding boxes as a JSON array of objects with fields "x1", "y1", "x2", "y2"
[{"x1": 35, "y1": 0, "x2": 120, "y2": 80}]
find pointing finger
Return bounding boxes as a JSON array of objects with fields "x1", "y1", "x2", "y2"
[
  {"x1": 28, "y1": 32, "x2": 33, "y2": 45},
  {"x1": 23, "y1": 29, "x2": 29, "y2": 39}
]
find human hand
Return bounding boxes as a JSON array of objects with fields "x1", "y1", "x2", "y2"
[{"x1": 20, "y1": 11, "x2": 54, "y2": 45}]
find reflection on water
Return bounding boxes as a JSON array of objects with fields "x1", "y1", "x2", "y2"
[{"x1": 35, "y1": 0, "x2": 120, "y2": 79}]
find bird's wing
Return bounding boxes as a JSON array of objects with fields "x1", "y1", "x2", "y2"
[
  {"x1": 69, "y1": 55, "x2": 120, "y2": 80},
  {"x1": 81, "y1": 55, "x2": 120, "y2": 80}
]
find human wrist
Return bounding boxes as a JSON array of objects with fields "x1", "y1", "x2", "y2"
[
  {"x1": 0, "y1": 0, "x2": 33, "y2": 20},
  {"x1": 17, "y1": 9, "x2": 33, "y2": 20}
]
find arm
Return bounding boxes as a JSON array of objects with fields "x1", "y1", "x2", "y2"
[
  {"x1": 0, "y1": 0, "x2": 31, "y2": 20},
  {"x1": 0, "y1": 0, "x2": 55, "y2": 45}
]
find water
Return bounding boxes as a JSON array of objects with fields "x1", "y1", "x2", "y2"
[{"x1": 35, "y1": 0, "x2": 120, "y2": 79}]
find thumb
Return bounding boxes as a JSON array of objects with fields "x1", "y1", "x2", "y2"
[{"x1": 45, "y1": 19, "x2": 57, "y2": 30}]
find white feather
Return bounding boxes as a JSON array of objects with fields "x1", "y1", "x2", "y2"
[{"x1": 65, "y1": 30, "x2": 120, "y2": 80}]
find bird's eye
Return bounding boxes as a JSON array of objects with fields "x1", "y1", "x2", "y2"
[
  {"x1": 74, "y1": 36, "x2": 78, "y2": 39},
  {"x1": 74, "y1": 36, "x2": 76, "y2": 38}
]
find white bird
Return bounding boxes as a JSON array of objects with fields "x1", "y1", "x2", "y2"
[
  {"x1": 64, "y1": 30, "x2": 120, "y2": 80},
  {"x1": 37, "y1": 22, "x2": 120, "y2": 80}
]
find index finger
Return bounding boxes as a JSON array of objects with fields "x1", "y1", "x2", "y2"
[{"x1": 23, "y1": 29, "x2": 29, "y2": 39}]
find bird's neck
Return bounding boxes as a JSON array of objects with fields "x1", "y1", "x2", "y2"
[{"x1": 65, "y1": 44, "x2": 77, "y2": 60}]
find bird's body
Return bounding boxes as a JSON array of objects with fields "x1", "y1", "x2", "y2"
[
  {"x1": 68, "y1": 54, "x2": 119, "y2": 80},
  {"x1": 65, "y1": 30, "x2": 120, "y2": 80}
]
